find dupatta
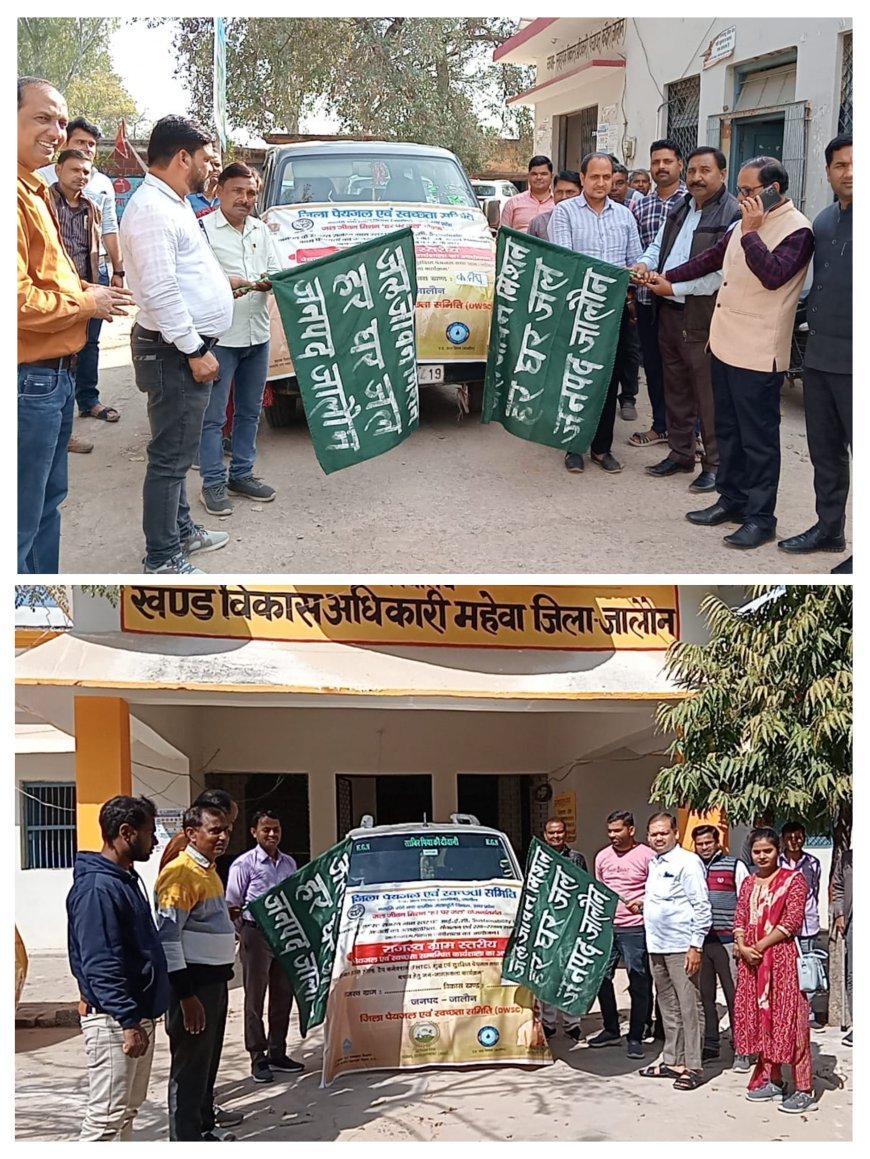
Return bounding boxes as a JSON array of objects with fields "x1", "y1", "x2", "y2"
[{"x1": 748, "y1": 868, "x2": 804, "y2": 1035}]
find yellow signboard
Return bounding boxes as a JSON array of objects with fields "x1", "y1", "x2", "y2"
[
  {"x1": 553, "y1": 791, "x2": 577, "y2": 844},
  {"x1": 121, "y1": 585, "x2": 680, "y2": 652}
]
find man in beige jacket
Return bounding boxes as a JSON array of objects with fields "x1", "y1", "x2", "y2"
[{"x1": 662, "y1": 157, "x2": 813, "y2": 550}]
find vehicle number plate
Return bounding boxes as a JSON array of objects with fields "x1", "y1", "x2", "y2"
[{"x1": 418, "y1": 364, "x2": 445, "y2": 384}]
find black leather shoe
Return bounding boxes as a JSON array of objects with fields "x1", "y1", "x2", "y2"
[
  {"x1": 686, "y1": 501, "x2": 744, "y2": 527},
  {"x1": 723, "y1": 520, "x2": 776, "y2": 549},
  {"x1": 831, "y1": 556, "x2": 852, "y2": 574},
  {"x1": 778, "y1": 523, "x2": 846, "y2": 554},
  {"x1": 645, "y1": 456, "x2": 692, "y2": 478},
  {"x1": 688, "y1": 470, "x2": 717, "y2": 493},
  {"x1": 564, "y1": 452, "x2": 585, "y2": 473}
]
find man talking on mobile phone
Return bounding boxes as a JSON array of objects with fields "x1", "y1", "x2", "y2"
[{"x1": 663, "y1": 157, "x2": 813, "y2": 550}]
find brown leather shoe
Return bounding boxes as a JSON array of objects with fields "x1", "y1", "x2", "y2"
[{"x1": 68, "y1": 434, "x2": 94, "y2": 454}]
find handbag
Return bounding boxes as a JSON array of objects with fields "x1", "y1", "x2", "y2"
[{"x1": 795, "y1": 939, "x2": 828, "y2": 993}]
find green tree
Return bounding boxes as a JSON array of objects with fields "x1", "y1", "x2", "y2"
[
  {"x1": 18, "y1": 18, "x2": 143, "y2": 134},
  {"x1": 653, "y1": 586, "x2": 852, "y2": 856},
  {"x1": 161, "y1": 17, "x2": 533, "y2": 170}
]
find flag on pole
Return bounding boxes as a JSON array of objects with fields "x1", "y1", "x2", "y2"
[{"x1": 213, "y1": 17, "x2": 228, "y2": 150}]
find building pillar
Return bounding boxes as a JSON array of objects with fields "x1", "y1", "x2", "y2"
[
  {"x1": 432, "y1": 769, "x2": 456, "y2": 825},
  {"x1": 75, "y1": 696, "x2": 132, "y2": 850}
]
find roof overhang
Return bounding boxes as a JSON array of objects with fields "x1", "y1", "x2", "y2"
[
  {"x1": 493, "y1": 18, "x2": 560, "y2": 63},
  {"x1": 15, "y1": 630, "x2": 688, "y2": 714},
  {"x1": 508, "y1": 58, "x2": 625, "y2": 107}
]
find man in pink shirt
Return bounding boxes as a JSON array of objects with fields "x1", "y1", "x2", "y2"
[
  {"x1": 500, "y1": 155, "x2": 556, "y2": 232},
  {"x1": 591, "y1": 810, "x2": 656, "y2": 1058}
]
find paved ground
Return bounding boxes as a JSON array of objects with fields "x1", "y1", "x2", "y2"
[
  {"x1": 57, "y1": 321, "x2": 849, "y2": 574},
  {"x1": 16, "y1": 952, "x2": 852, "y2": 1142}
]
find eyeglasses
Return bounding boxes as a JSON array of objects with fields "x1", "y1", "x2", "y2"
[{"x1": 737, "y1": 184, "x2": 764, "y2": 197}]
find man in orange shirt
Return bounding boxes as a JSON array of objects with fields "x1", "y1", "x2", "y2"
[
  {"x1": 17, "y1": 76, "x2": 132, "y2": 573},
  {"x1": 499, "y1": 156, "x2": 556, "y2": 233}
]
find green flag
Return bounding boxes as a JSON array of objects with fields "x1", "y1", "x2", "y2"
[
  {"x1": 247, "y1": 839, "x2": 351, "y2": 1035},
  {"x1": 482, "y1": 227, "x2": 629, "y2": 454},
  {"x1": 501, "y1": 837, "x2": 619, "y2": 1015},
  {"x1": 270, "y1": 228, "x2": 419, "y2": 474}
]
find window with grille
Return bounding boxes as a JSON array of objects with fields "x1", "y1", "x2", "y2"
[
  {"x1": 22, "y1": 782, "x2": 77, "y2": 869},
  {"x1": 666, "y1": 75, "x2": 701, "y2": 162},
  {"x1": 839, "y1": 32, "x2": 852, "y2": 134}
]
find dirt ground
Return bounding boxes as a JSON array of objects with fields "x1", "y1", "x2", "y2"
[
  {"x1": 57, "y1": 324, "x2": 850, "y2": 574},
  {"x1": 15, "y1": 958, "x2": 852, "y2": 1143}
]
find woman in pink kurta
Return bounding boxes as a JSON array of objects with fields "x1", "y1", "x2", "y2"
[{"x1": 733, "y1": 827, "x2": 815, "y2": 1114}]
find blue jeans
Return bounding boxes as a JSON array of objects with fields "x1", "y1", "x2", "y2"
[
  {"x1": 76, "y1": 264, "x2": 108, "y2": 414},
  {"x1": 18, "y1": 364, "x2": 75, "y2": 572},
  {"x1": 131, "y1": 325, "x2": 212, "y2": 568},
  {"x1": 596, "y1": 927, "x2": 653, "y2": 1044},
  {"x1": 199, "y1": 342, "x2": 270, "y2": 488}
]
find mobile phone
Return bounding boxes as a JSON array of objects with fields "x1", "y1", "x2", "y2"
[{"x1": 758, "y1": 185, "x2": 780, "y2": 212}]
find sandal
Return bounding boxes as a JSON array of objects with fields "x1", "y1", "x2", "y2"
[
  {"x1": 673, "y1": 1070, "x2": 704, "y2": 1090},
  {"x1": 83, "y1": 405, "x2": 120, "y2": 422},
  {"x1": 639, "y1": 1063, "x2": 682, "y2": 1079},
  {"x1": 628, "y1": 430, "x2": 668, "y2": 447}
]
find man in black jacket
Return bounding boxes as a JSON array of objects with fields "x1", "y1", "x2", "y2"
[
  {"x1": 779, "y1": 134, "x2": 852, "y2": 568},
  {"x1": 634, "y1": 147, "x2": 741, "y2": 496},
  {"x1": 66, "y1": 795, "x2": 169, "y2": 1141}
]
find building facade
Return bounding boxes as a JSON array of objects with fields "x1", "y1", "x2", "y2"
[
  {"x1": 495, "y1": 17, "x2": 852, "y2": 223},
  {"x1": 16, "y1": 584, "x2": 787, "y2": 948}
]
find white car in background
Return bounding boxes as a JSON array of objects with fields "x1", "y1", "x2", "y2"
[{"x1": 471, "y1": 179, "x2": 520, "y2": 223}]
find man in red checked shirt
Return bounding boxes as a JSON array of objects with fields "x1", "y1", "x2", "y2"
[{"x1": 659, "y1": 157, "x2": 813, "y2": 551}]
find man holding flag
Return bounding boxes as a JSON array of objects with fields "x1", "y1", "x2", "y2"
[{"x1": 549, "y1": 151, "x2": 643, "y2": 476}]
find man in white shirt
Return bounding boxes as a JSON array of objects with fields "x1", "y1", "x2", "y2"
[
  {"x1": 38, "y1": 116, "x2": 125, "y2": 439},
  {"x1": 640, "y1": 812, "x2": 711, "y2": 1089},
  {"x1": 199, "y1": 163, "x2": 282, "y2": 517},
  {"x1": 121, "y1": 116, "x2": 234, "y2": 574}
]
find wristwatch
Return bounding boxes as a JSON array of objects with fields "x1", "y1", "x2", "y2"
[
  {"x1": 187, "y1": 341, "x2": 210, "y2": 360},
  {"x1": 112, "y1": 269, "x2": 125, "y2": 277}
]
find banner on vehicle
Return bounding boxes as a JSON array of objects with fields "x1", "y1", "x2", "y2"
[
  {"x1": 501, "y1": 838, "x2": 620, "y2": 1014},
  {"x1": 248, "y1": 839, "x2": 351, "y2": 1036},
  {"x1": 482, "y1": 227, "x2": 629, "y2": 455},
  {"x1": 269, "y1": 229, "x2": 419, "y2": 474},
  {"x1": 322, "y1": 880, "x2": 553, "y2": 1086},
  {"x1": 263, "y1": 202, "x2": 495, "y2": 378}
]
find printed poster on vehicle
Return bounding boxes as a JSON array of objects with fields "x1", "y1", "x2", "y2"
[
  {"x1": 263, "y1": 202, "x2": 496, "y2": 379},
  {"x1": 269, "y1": 229, "x2": 419, "y2": 474},
  {"x1": 321, "y1": 875, "x2": 553, "y2": 1086},
  {"x1": 482, "y1": 227, "x2": 629, "y2": 455}
]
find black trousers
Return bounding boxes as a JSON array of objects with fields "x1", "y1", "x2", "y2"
[
  {"x1": 636, "y1": 302, "x2": 668, "y2": 433},
  {"x1": 617, "y1": 309, "x2": 641, "y2": 406},
  {"x1": 592, "y1": 307, "x2": 633, "y2": 455},
  {"x1": 710, "y1": 355, "x2": 782, "y2": 528},
  {"x1": 239, "y1": 921, "x2": 294, "y2": 1057},
  {"x1": 167, "y1": 979, "x2": 228, "y2": 1141},
  {"x1": 802, "y1": 366, "x2": 852, "y2": 533}
]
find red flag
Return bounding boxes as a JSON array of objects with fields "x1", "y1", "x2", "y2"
[{"x1": 114, "y1": 119, "x2": 132, "y2": 159}]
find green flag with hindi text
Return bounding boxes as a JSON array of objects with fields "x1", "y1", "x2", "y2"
[
  {"x1": 501, "y1": 837, "x2": 619, "y2": 1015},
  {"x1": 247, "y1": 839, "x2": 351, "y2": 1036},
  {"x1": 482, "y1": 227, "x2": 629, "y2": 455},
  {"x1": 270, "y1": 229, "x2": 419, "y2": 474}
]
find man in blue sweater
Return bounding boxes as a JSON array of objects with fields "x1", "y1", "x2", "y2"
[{"x1": 66, "y1": 795, "x2": 169, "y2": 1141}]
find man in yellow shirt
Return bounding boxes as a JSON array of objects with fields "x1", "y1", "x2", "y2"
[{"x1": 17, "y1": 76, "x2": 131, "y2": 572}]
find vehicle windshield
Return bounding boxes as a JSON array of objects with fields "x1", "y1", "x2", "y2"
[
  {"x1": 474, "y1": 183, "x2": 497, "y2": 197},
  {"x1": 272, "y1": 152, "x2": 478, "y2": 208},
  {"x1": 348, "y1": 832, "x2": 519, "y2": 886}
]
